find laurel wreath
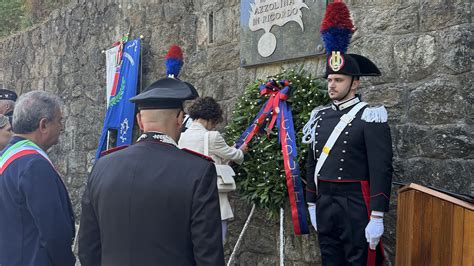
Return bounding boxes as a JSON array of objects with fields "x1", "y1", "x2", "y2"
[{"x1": 225, "y1": 66, "x2": 330, "y2": 218}]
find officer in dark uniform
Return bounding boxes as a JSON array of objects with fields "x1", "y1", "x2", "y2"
[
  {"x1": 302, "y1": 2, "x2": 393, "y2": 265},
  {"x1": 78, "y1": 77, "x2": 225, "y2": 265},
  {"x1": 0, "y1": 88, "x2": 17, "y2": 122}
]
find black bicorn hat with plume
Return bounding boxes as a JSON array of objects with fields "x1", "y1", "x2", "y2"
[{"x1": 320, "y1": 0, "x2": 381, "y2": 77}]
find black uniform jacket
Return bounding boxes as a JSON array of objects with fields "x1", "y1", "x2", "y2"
[
  {"x1": 305, "y1": 100, "x2": 393, "y2": 212},
  {"x1": 78, "y1": 133, "x2": 225, "y2": 266}
]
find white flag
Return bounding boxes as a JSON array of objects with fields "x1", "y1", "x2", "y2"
[{"x1": 105, "y1": 46, "x2": 119, "y2": 107}]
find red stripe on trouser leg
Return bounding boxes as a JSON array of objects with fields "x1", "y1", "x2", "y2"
[{"x1": 360, "y1": 181, "x2": 385, "y2": 266}]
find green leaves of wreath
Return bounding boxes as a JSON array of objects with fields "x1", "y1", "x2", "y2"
[{"x1": 225, "y1": 66, "x2": 330, "y2": 218}]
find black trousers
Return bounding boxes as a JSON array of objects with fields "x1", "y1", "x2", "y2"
[{"x1": 316, "y1": 181, "x2": 384, "y2": 266}]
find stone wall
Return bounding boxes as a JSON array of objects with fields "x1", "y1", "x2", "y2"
[{"x1": 0, "y1": 0, "x2": 472, "y2": 265}]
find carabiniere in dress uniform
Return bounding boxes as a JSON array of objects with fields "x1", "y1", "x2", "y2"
[{"x1": 302, "y1": 1, "x2": 394, "y2": 266}]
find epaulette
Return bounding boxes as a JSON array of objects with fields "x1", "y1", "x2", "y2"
[
  {"x1": 100, "y1": 145, "x2": 129, "y2": 157},
  {"x1": 310, "y1": 105, "x2": 331, "y2": 117},
  {"x1": 181, "y1": 148, "x2": 215, "y2": 162},
  {"x1": 361, "y1": 106, "x2": 388, "y2": 123}
]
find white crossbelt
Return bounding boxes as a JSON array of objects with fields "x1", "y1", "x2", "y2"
[{"x1": 314, "y1": 102, "x2": 367, "y2": 188}]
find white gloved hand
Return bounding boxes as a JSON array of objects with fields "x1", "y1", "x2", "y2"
[
  {"x1": 308, "y1": 204, "x2": 317, "y2": 232},
  {"x1": 365, "y1": 216, "x2": 384, "y2": 250}
]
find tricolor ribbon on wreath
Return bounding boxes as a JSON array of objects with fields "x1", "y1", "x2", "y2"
[{"x1": 236, "y1": 80, "x2": 309, "y2": 235}]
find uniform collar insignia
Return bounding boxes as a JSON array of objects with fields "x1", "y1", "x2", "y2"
[
  {"x1": 332, "y1": 96, "x2": 360, "y2": 111},
  {"x1": 137, "y1": 131, "x2": 178, "y2": 147}
]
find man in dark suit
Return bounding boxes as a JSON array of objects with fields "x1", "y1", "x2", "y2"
[
  {"x1": 78, "y1": 77, "x2": 225, "y2": 266},
  {"x1": 0, "y1": 91, "x2": 75, "y2": 266}
]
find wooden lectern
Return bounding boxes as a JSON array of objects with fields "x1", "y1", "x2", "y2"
[{"x1": 396, "y1": 183, "x2": 473, "y2": 266}]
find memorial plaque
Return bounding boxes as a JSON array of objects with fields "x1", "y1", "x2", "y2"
[{"x1": 240, "y1": 0, "x2": 327, "y2": 67}]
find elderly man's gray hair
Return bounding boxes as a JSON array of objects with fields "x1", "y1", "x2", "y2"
[{"x1": 13, "y1": 91, "x2": 62, "y2": 134}]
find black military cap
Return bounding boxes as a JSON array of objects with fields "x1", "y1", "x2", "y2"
[
  {"x1": 325, "y1": 53, "x2": 381, "y2": 78},
  {"x1": 130, "y1": 77, "x2": 197, "y2": 109},
  {"x1": 0, "y1": 89, "x2": 17, "y2": 101}
]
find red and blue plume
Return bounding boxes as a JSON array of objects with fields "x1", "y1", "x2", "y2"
[
  {"x1": 320, "y1": 0, "x2": 355, "y2": 55},
  {"x1": 165, "y1": 45, "x2": 183, "y2": 78}
]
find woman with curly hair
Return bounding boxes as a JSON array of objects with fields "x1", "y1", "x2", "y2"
[{"x1": 179, "y1": 97, "x2": 248, "y2": 242}]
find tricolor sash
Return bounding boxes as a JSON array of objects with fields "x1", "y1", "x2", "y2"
[{"x1": 0, "y1": 140, "x2": 52, "y2": 174}]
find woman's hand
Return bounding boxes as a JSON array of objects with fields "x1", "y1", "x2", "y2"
[{"x1": 239, "y1": 143, "x2": 249, "y2": 154}]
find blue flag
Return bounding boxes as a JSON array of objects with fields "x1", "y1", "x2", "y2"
[{"x1": 95, "y1": 39, "x2": 141, "y2": 159}]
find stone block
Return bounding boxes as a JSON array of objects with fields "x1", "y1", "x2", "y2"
[
  {"x1": 67, "y1": 151, "x2": 88, "y2": 175},
  {"x1": 213, "y1": 7, "x2": 234, "y2": 46},
  {"x1": 233, "y1": 252, "x2": 276, "y2": 265},
  {"x1": 394, "y1": 158, "x2": 473, "y2": 196},
  {"x1": 43, "y1": 79, "x2": 59, "y2": 95},
  {"x1": 62, "y1": 55, "x2": 81, "y2": 74},
  {"x1": 437, "y1": 24, "x2": 472, "y2": 74},
  {"x1": 71, "y1": 5, "x2": 87, "y2": 21},
  {"x1": 353, "y1": 5, "x2": 419, "y2": 35},
  {"x1": 460, "y1": 73, "x2": 474, "y2": 125},
  {"x1": 186, "y1": 49, "x2": 209, "y2": 80},
  {"x1": 393, "y1": 124, "x2": 473, "y2": 159},
  {"x1": 181, "y1": 15, "x2": 198, "y2": 52},
  {"x1": 36, "y1": 79, "x2": 45, "y2": 91},
  {"x1": 192, "y1": 0, "x2": 224, "y2": 14},
  {"x1": 419, "y1": 0, "x2": 470, "y2": 31},
  {"x1": 393, "y1": 34, "x2": 437, "y2": 82},
  {"x1": 352, "y1": 35, "x2": 397, "y2": 83},
  {"x1": 360, "y1": 83, "x2": 409, "y2": 124},
  {"x1": 236, "y1": 67, "x2": 256, "y2": 93},
  {"x1": 21, "y1": 64, "x2": 30, "y2": 80},
  {"x1": 162, "y1": 2, "x2": 186, "y2": 24},
  {"x1": 61, "y1": 73, "x2": 81, "y2": 92},
  {"x1": 196, "y1": 16, "x2": 208, "y2": 47},
  {"x1": 406, "y1": 76, "x2": 468, "y2": 125},
  {"x1": 31, "y1": 29, "x2": 42, "y2": 46},
  {"x1": 283, "y1": 205, "x2": 320, "y2": 263},
  {"x1": 50, "y1": 56, "x2": 62, "y2": 76},
  {"x1": 207, "y1": 44, "x2": 240, "y2": 72},
  {"x1": 347, "y1": 0, "x2": 419, "y2": 5},
  {"x1": 205, "y1": 70, "x2": 240, "y2": 101}
]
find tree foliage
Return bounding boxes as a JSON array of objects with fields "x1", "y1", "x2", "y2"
[
  {"x1": 0, "y1": 0, "x2": 70, "y2": 38},
  {"x1": 225, "y1": 66, "x2": 330, "y2": 219},
  {"x1": 0, "y1": 0, "x2": 28, "y2": 37}
]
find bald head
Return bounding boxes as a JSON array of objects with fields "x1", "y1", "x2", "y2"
[{"x1": 137, "y1": 108, "x2": 184, "y2": 141}]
